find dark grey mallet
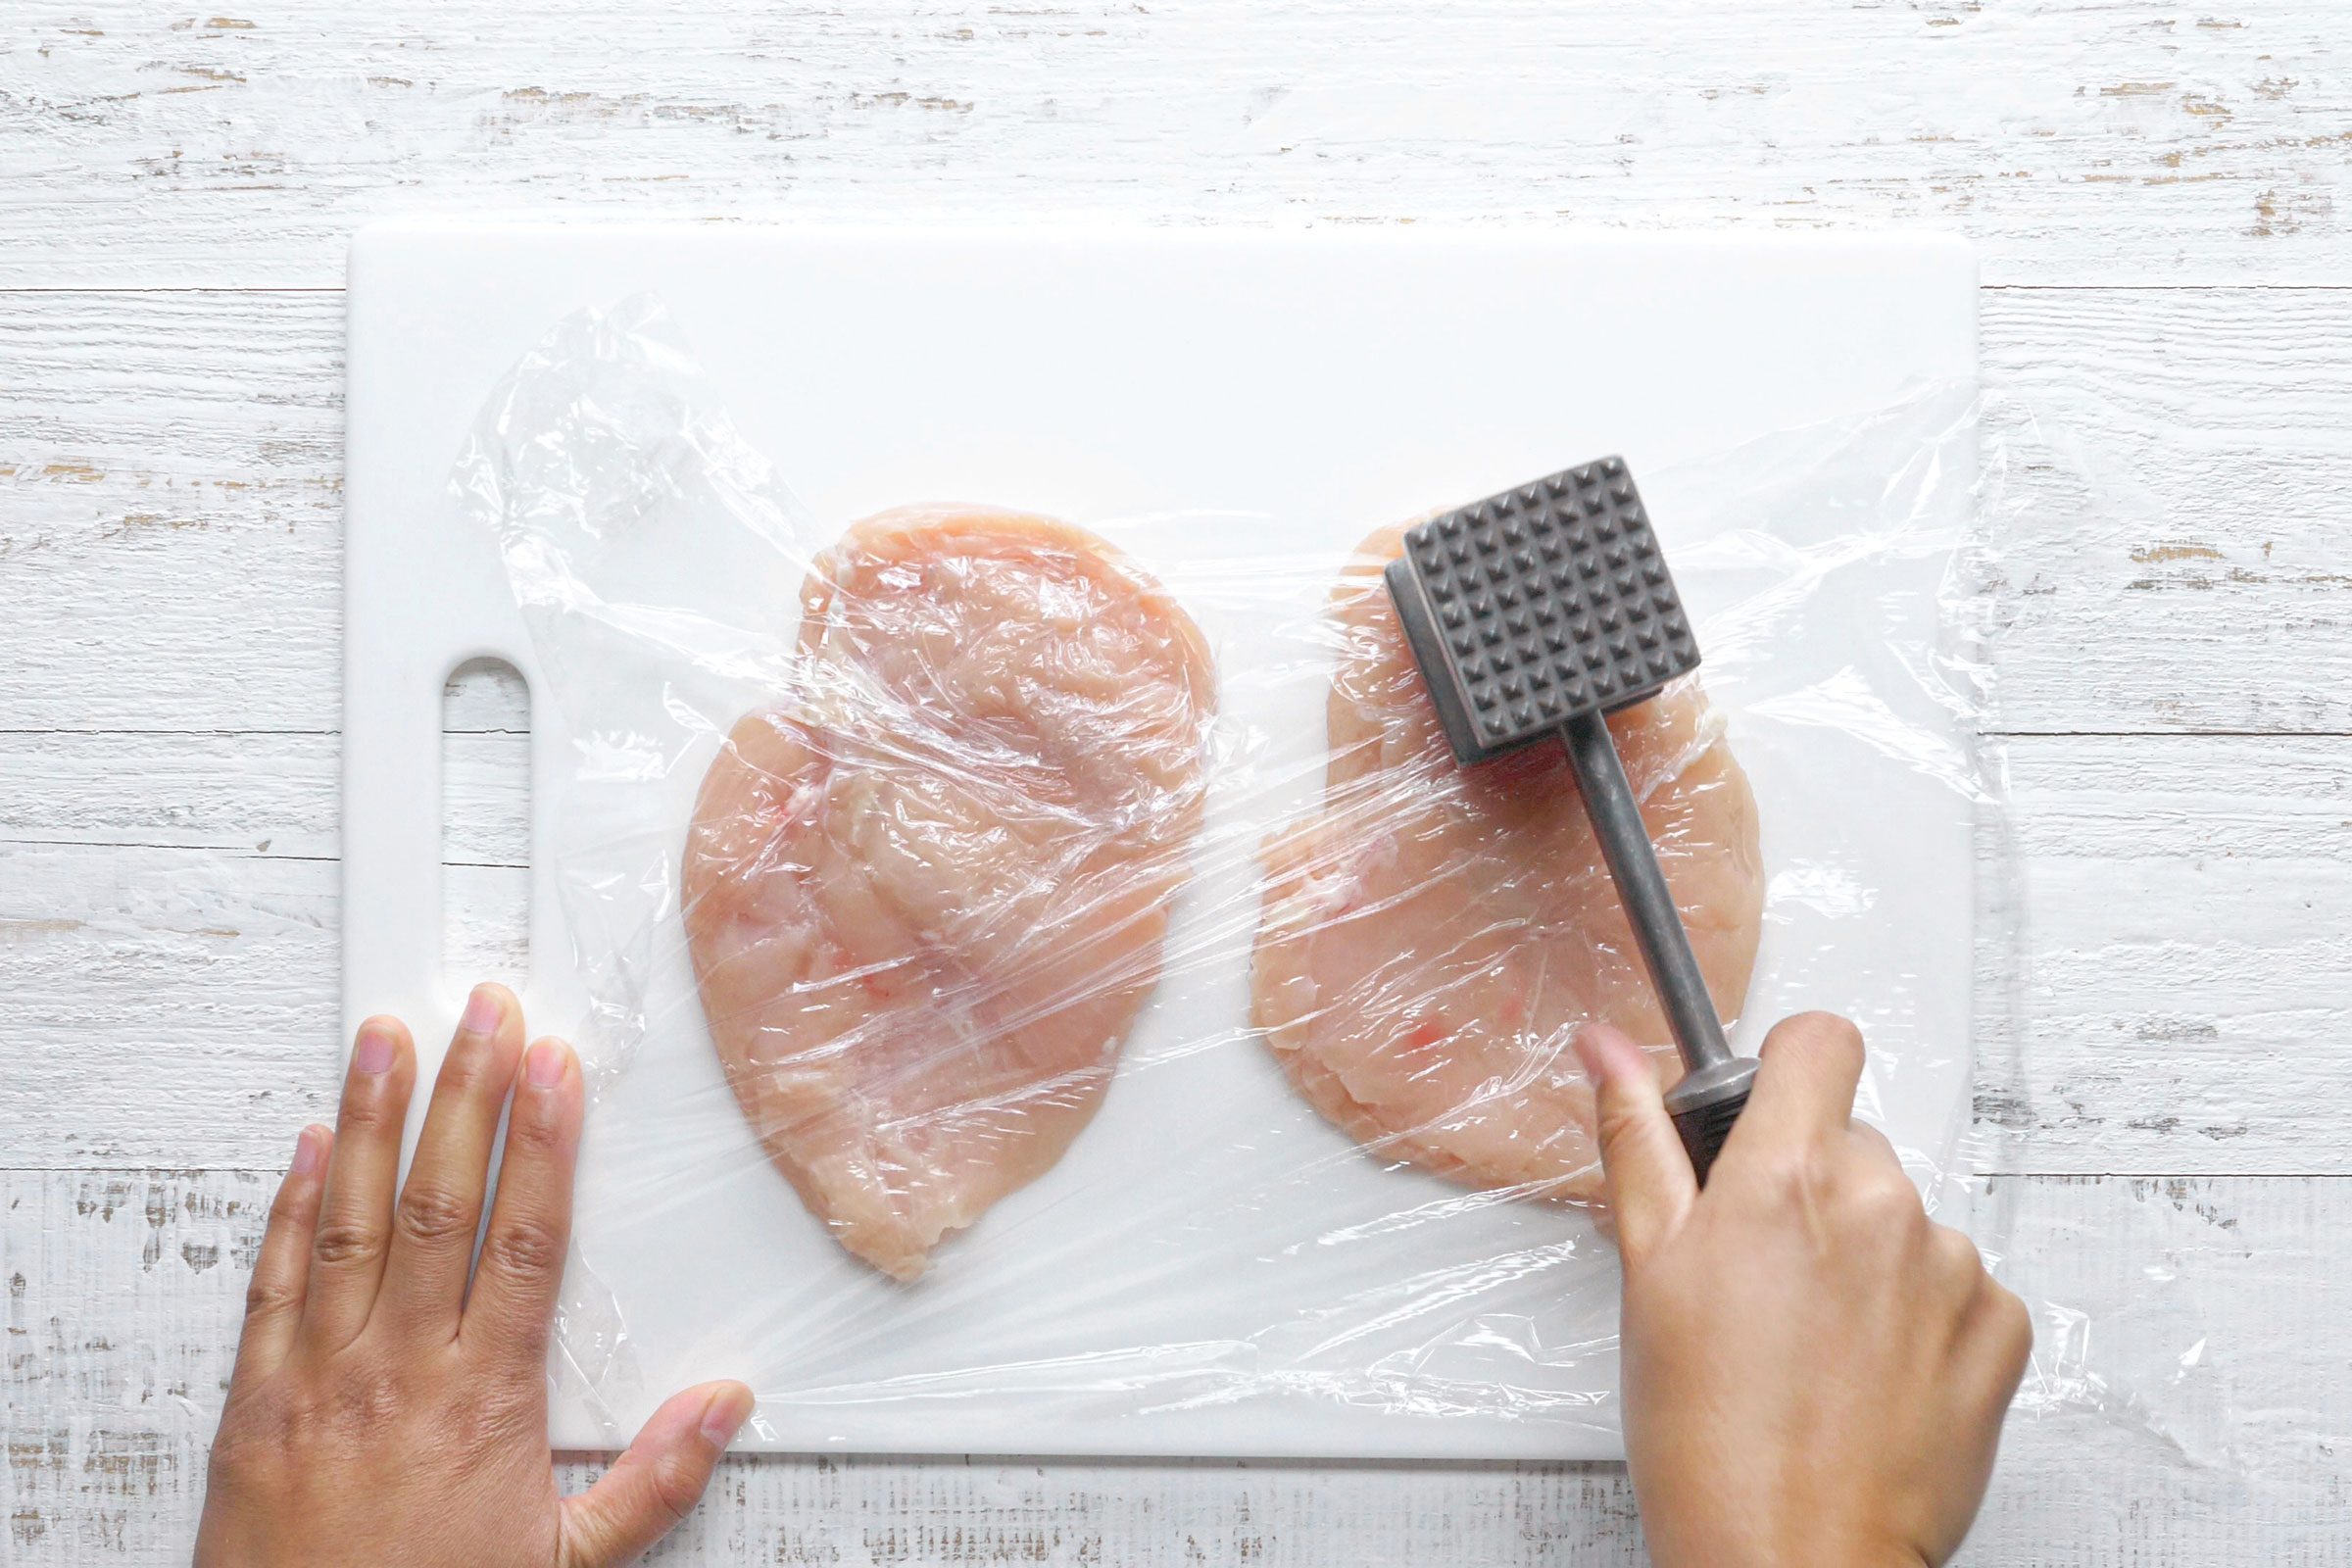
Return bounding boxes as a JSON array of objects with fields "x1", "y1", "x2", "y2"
[{"x1": 1383, "y1": 457, "x2": 1754, "y2": 1184}]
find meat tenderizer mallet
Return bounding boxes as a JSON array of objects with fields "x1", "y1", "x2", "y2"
[{"x1": 1384, "y1": 457, "x2": 1754, "y2": 1183}]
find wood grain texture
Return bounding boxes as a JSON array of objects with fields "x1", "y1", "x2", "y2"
[
  {"x1": 8, "y1": 1168, "x2": 2342, "y2": 1564},
  {"x1": 10, "y1": 1, "x2": 2352, "y2": 1559},
  {"x1": 3, "y1": 2, "x2": 2351, "y2": 288},
  {"x1": 0, "y1": 289, "x2": 345, "y2": 735},
  {"x1": 2001, "y1": 735, "x2": 2352, "y2": 1171},
  {"x1": 1984, "y1": 287, "x2": 2352, "y2": 736},
  {"x1": 9, "y1": 284, "x2": 2352, "y2": 737}
]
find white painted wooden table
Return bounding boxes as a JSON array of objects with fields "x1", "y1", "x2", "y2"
[{"x1": 5, "y1": 5, "x2": 2350, "y2": 1562}]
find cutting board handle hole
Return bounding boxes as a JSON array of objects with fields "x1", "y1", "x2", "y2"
[{"x1": 442, "y1": 657, "x2": 531, "y2": 991}]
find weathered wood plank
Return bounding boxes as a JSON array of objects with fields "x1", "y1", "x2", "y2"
[
  {"x1": 1984, "y1": 286, "x2": 2352, "y2": 736},
  {"x1": 2, "y1": 3, "x2": 2350, "y2": 288},
  {"x1": 1995, "y1": 733, "x2": 2352, "y2": 1171},
  {"x1": 6, "y1": 1168, "x2": 2340, "y2": 1564},
  {"x1": 0, "y1": 843, "x2": 527, "y2": 1166},
  {"x1": 8, "y1": 4, "x2": 2346, "y2": 1560},
  {"x1": 1972, "y1": 1174, "x2": 2352, "y2": 1565},
  {"x1": 0, "y1": 724, "x2": 524, "y2": 863},
  {"x1": 0, "y1": 289, "x2": 348, "y2": 732},
  {"x1": 7, "y1": 284, "x2": 2352, "y2": 737}
]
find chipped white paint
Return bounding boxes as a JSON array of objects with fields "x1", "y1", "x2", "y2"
[
  {"x1": 3, "y1": 3, "x2": 2351, "y2": 288},
  {"x1": 5, "y1": 1, "x2": 2352, "y2": 1561}
]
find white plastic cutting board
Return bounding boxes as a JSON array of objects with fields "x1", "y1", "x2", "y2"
[{"x1": 345, "y1": 223, "x2": 1977, "y2": 1459}]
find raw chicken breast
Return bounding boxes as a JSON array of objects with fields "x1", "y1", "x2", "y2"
[
  {"x1": 1250, "y1": 525, "x2": 1763, "y2": 1202},
  {"x1": 684, "y1": 507, "x2": 1215, "y2": 1280}
]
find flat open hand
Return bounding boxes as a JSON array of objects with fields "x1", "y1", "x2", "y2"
[{"x1": 195, "y1": 985, "x2": 754, "y2": 1568}]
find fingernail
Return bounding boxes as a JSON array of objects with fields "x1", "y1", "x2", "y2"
[
  {"x1": 460, "y1": 985, "x2": 502, "y2": 1037},
  {"x1": 353, "y1": 1022, "x2": 398, "y2": 1076},
  {"x1": 291, "y1": 1125, "x2": 326, "y2": 1176},
  {"x1": 524, "y1": 1038, "x2": 568, "y2": 1089},
  {"x1": 699, "y1": 1383, "x2": 755, "y2": 1447}
]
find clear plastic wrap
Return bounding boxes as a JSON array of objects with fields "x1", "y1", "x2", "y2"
[{"x1": 453, "y1": 297, "x2": 1998, "y2": 1459}]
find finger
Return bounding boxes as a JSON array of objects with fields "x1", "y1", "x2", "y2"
[
  {"x1": 302, "y1": 1016, "x2": 416, "y2": 1350},
  {"x1": 1931, "y1": 1221, "x2": 1990, "y2": 1290},
  {"x1": 230, "y1": 1125, "x2": 331, "y2": 1384},
  {"x1": 559, "y1": 1382, "x2": 755, "y2": 1568},
  {"x1": 1728, "y1": 1011, "x2": 1867, "y2": 1153},
  {"x1": 1574, "y1": 1023, "x2": 1697, "y2": 1263},
  {"x1": 462, "y1": 1037, "x2": 582, "y2": 1370},
  {"x1": 375, "y1": 985, "x2": 527, "y2": 1340}
]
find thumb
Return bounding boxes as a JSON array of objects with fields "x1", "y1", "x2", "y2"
[
  {"x1": 1575, "y1": 1023, "x2": 1697, "y2": 1263},
  {"x1": 559, "y1": 1381, "x2": 755, "y2": 1568}
]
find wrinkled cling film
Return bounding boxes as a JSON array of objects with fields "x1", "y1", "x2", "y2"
[{"x1": 443, "y1": 295, "x2": 2199, "y2": 1466}]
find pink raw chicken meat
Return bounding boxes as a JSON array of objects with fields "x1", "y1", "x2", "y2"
[
  {"x1": 684, "y1": 507, "x2": 1216, "y2": 1280},
  {"x1": 1250, "y1": 525, "x2": 1764, "y2": 1203}
]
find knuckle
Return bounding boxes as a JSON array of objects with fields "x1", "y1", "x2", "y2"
[
  {"x1": 1986, "y1": 1282, "x2": 2034, "y2": 1359},
  {"x1": 1780, "y1": 1010, "x2": 1866, "y2": 1070},
  {"x1": 332, "y1": 1092, "x2": 399, "y2": 1138},
  {"x1": 448, "y1": 1377, "x2": 540, "y2": 1448},
  {"x1": 267, "y1": 1181, "x2": 311, "y2": 1228},
  {"x1": 1931, "y1": 1222, "x2": 1985, "y2": 1274},
  {"x1": 393, "y1": 1183, "x2": 478, "y2": 1250},
  {"x1": 1857, "y1": 1174, "x2": 1925, "y2": 1227},
  {"x1": 310, "y1": 1220, "x2": 385, "y2": 1271},
  {"x1": 207, "y1": 1430, "x2": 282, "y2": 1489},
  {"x1": 480, "y1": 1216, "x2": 566, "y2": 1280},
  {"x1": 1762, "y1": 1146, "x2": 1842, "y2": 1205},
  {"x1": 1845, "y1": 1121, "x2": 1898, "y2": 1166},
  {"x1": 209, "y1": 1394, "x2": 297, "y2": 1478},
  {"x1": 323, "y1": 1361, "x2": 406, "y2": 1435},
  {"x1": 242, "y1": 1274, "x2": 302, "y2": 1320},
  {"x1": 1751, "y1": 1151, "x2": 1817, "y2": 1202},
  {"x1": 650, "y1": 1453, "x2": 707, "y2": 1525},
  {"x1": 1592, "y1": 1097, "x2": 1646, "y2": 1152},
  {"x1": 502, "y1": 1103, "x2": 566, "y2": 1158}
]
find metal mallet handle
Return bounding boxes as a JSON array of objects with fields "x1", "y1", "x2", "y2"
[
  {"x1": 1382, "y1": 458, "x2": 1758, "y2": 1183},
  {"x1": 1560, "y1": 710, "x2": 1755, "y2": 1184}
]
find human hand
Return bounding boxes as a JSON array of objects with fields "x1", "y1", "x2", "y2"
[
  {"x1": 195, "y1": 985, "x2": 754, "y2": 1568},
  {"x1": 1578, "y1": 1012, "x2": 2031, "y2": 1568}
]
